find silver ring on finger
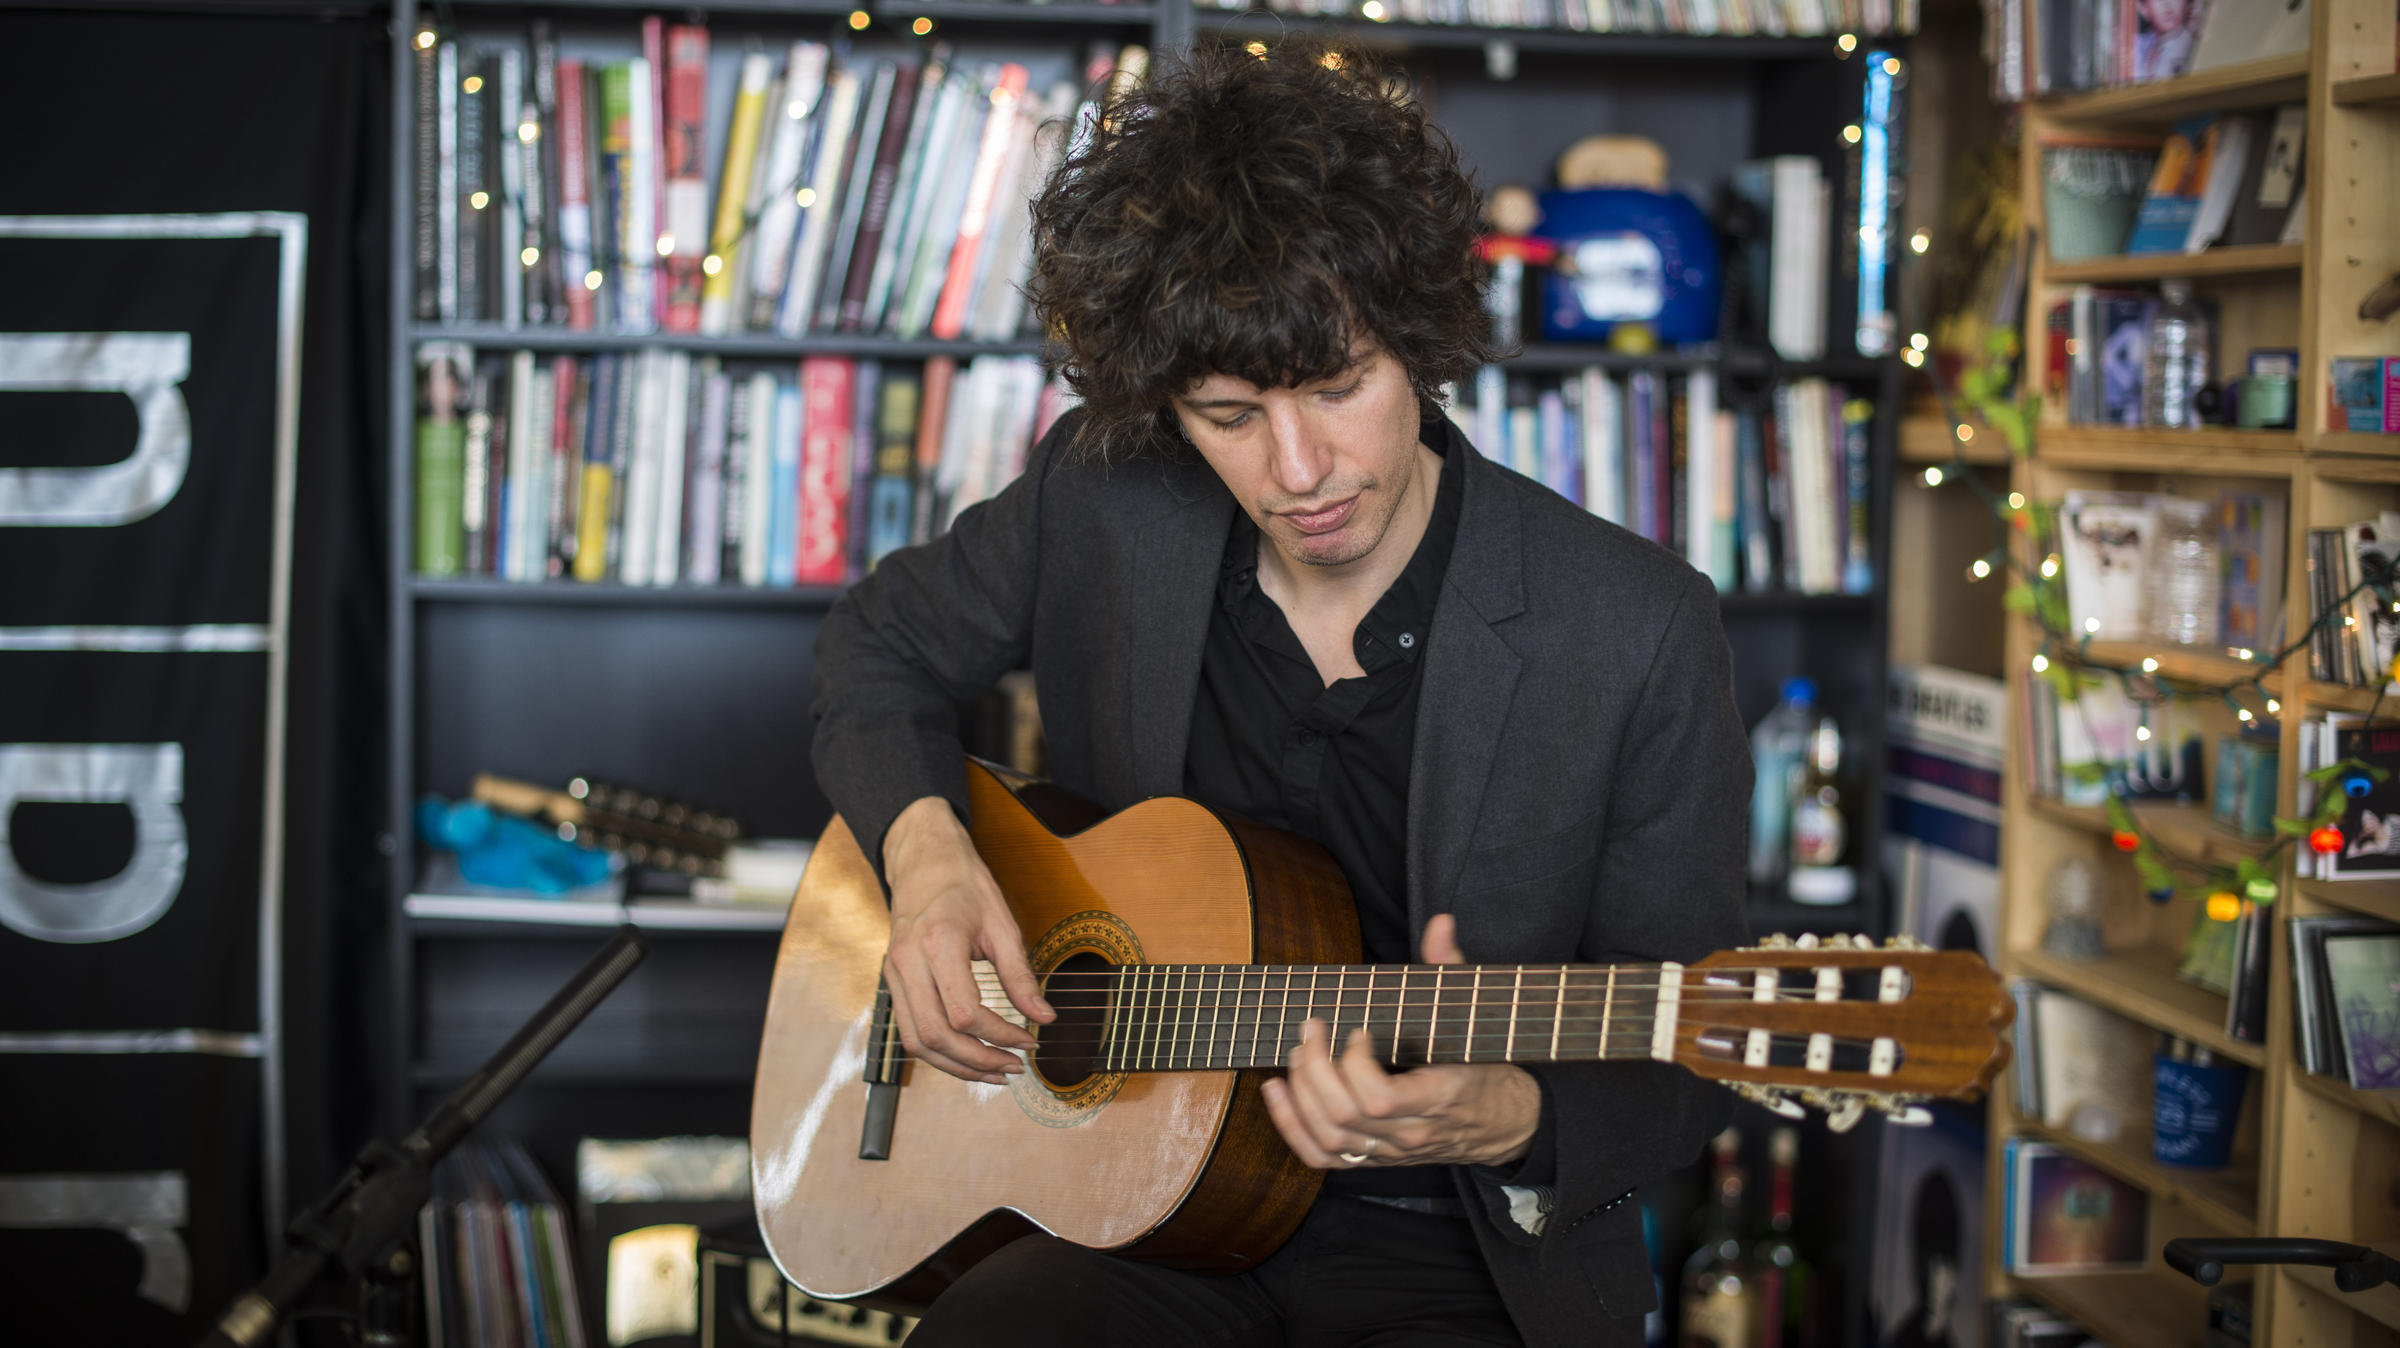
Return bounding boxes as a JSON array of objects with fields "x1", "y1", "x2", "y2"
[{"x1": 1337, "y1": 1138, "x2": 1378, "y2": 1166}]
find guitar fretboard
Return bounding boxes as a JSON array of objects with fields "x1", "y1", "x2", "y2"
[{"x1": 1080, "y1": 963, "x2": 1675, "y2": 1072}]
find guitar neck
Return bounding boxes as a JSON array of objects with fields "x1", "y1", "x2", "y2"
[{"x1": 1082, "y1": 962, "x2": 1677, "y2": 1073}]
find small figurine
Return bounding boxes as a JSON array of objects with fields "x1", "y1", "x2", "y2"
[{"x1": 1477, "y1": 185, "x2": 1557, "y2": 350}]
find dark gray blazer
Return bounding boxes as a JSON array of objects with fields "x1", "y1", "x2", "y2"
[{"x1": 810, "y1": 408, "x2": 1751, "y2": 1346}]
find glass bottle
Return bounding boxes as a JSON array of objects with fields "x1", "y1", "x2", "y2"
[
  {"x1": 1749, "y1": 1127, "x2": 1816, "y2": 1348},
  {"x1": 1788, "y1": 715, "x2": 1855, "y2": 905},
  {"x1": 2141, "y1": 279, "x2": 2212, "y2": 430},
  {"x1": 2147, "y1": 495, "x2": 2220, "y2": 647},
  {"x1": 1680, "y1": 1129, "x2": 1756, "y2": 1348},
  {"x1": 1747, "y1": 678, "x2": 1817, "y2": 887}
]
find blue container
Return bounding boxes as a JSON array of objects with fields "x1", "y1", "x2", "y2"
[
  {"x1": 1534, "y1": 188, "x2": 1721, "y2": 346},
  {"x1": 2153, "y1": 1054, "x2": 2248, "y2": 1168}
]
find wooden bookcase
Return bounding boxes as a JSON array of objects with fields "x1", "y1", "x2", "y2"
[
  {"x1": 379, "y1": 0, "x2": 1912, "y2": 1334},
  {"x1": 1982, "y1": 4, "x2": 2400, "y2": 1343}
]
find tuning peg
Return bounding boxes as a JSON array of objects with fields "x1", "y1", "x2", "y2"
[
  {"x1": 1824, "y1": 1096, "x2": 1866, "y2": 1133},
  {"x1": 1729, "y1": 1082, "x2": 1807, "y2": 1119},
  {"x1": 1883, "y1": 934, "x2": 1928, "y2": 950},
  {"x1": 1755, "y1": 933, "x2": 1795, "y2": 950},
  {"x1": 1884, "y1": 1103, "x2": 1933, "y2": 1126},
  {"x1": 1795, "y1": 933, "x2": 1822, "y2": 950}
]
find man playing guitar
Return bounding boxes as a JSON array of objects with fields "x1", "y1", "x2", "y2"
[{"x1": 808, "y1": 38, "x2": 1753, "y2": 1347}]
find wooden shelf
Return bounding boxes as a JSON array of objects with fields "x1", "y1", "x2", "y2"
[
  {"x1": 2076, "y1": 639, "x2": 2283, "y2": 690},
  {"x1": 2015, "y1": 1270, "x2": 2211, "y2": 1348},
  {"x1": 1502, "y1": 344, "x2": 1886, "y2": 380},
  {"x1": 2298, "y1": 677, "x2": 2399, "y2": 716},
  {"x1": 880, "y1": 0, "x2": 1157, "y2": 25},
  {"x1": 2043, "y1": 244, "x2": 2305, "y2": 286},
  {"x1": 2287, "y1": 1262, "x2": 2400, "y2": 1332},
  {"x1": 2030, "y1": 425, "x2": 2302, "y2": 472},
  {"x1": 2012, "y1": 944, "x2": 2267, "y2": 1068},
  {"x1": 2011, "y1": 1117, "x2": 2257, "y2": 1234},
  {"x1": 2026, "y1": 795, "x2": 2266, "y2": 873},
  {"x1": 2294, "y1": 1063, "x2": 2400, "y2": 1129},
  {"x1": 2294, "y1": 879, "x2": 2400, "y2": 926},
  {"x1": 2313, "y1": 430, "x2": 2400, "y2": 458},
  {"x1": 2333, "y1": 72, "x2": 2400, "y2": 107},
  {"x1": 2035, "y1": 54, "x2": 2311, "y2": 126}
]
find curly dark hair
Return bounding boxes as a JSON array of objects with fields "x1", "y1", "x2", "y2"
[{"x1": 1026, "y1": 39, "x2": 1497, "y2": 458}]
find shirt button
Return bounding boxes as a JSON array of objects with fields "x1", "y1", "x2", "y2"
[
  {"x1": 1296, "y1": 729, "x2": 1321, "y2": 746},
  {"x1": 1398, "y1": 632, "x2": 1416, "y2": 649}
]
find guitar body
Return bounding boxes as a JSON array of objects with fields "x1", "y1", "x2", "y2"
[{"x1": 752, "y1": 761, "x2": 1361, "y2": 1304}]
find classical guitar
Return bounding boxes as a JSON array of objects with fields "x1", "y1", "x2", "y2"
[{"x1": 752, "y1": 759, "x2": 2010, "y2": 1306}]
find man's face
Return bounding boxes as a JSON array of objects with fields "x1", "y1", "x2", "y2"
[
  {"x1": 1171, "y1": 344, "x2": 1428, "y2": 573},
  {"x1": 2142, "y1": 0, "x2": 2191, "y2": 31}
]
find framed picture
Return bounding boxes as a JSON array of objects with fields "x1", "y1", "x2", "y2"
[
  {"x1": 2324, "y1": 931, "x2": 2400, "y2": 1089},
  {"x1": 2007, "y1": 1142, "x2": 2149, "y2": 1276}
]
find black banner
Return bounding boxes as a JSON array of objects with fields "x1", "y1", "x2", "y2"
[{"x1": 0, "y1": 14, "x2": 388, "y2": 1341}]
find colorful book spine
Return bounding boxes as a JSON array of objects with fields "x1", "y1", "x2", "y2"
[
  {"x1": 766, "y1": 378, "x2": 802, "y2": 585},
  {"x1": 547, "y1": 354, "x2": 580, "y2": 577},
  {"x1": 838, "y1": 62, "x2": 922, "y2": 332},
  {"x1": 554, "y1": 59, "x2": 596, "y2": 330},
  {"x1": 700, "y1": 51, "x2": 775, "y2": 336},
  {"x1": 457, "y1": 50, "x2": 490, "y2": 323},
  {"x1": 413, "y1": 41, "x2": 442, "y2": 320},
  {"x1": 572, "y1": 354, "x2": 617, "y2": 581},
  {"x1": 415, "y1": 345, "x2": 471, "y2": 575},
  {"x1": 659, "y1": 24, "x2": 712, "y2": 334},
  {"x1": 796, "y1": 356, "x2": 857, "y2": 586},
  {"x1": 931, "y1": 63, "x2": 1031, "y2": 341}
]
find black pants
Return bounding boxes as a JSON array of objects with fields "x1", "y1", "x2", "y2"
[{"x1": 904, "y1": 1195, "x2": 1524, "y2": 1347}]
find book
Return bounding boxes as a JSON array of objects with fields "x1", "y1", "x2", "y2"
[
  {"x1": 2217, "y1": 491, "x2": 2286, "y2": 653},
  {"x1": 931, "y1": 64, "x2": 1032, "y2": 341},
  {"x1": 746, "y1": 42, "x2": 832, "y2": 333},
  {"x1": 2325, "y1": 929, "x2": 2400, "y2": 1089},
  {"x1": 415, "y1": 344, "x2": 473, "y2": 576},
  {"x1": 2123, "y1": 118, "x2": 2218, "y2": 255},
  {"x1": 495, "y1": 46, "x2": 527, "y2": 329},
  {"x1": 2294, "y1": 915, "x2": 2397, "y2": 1076},
  {"x1": 456, "y1": 49, "x2": 491, "y2": 323},
  {"x1": 699, "y1": 49, "x2": 773, "y2": 336},
  {"x1": 2058, "y1": 491, "x2": 2157, "y2": 640},
  {"x1": 796, "y1": 357, "x2": 856, "y2": 586},
  {"x1": 2190, "y1": 0, "x2": 2311, "y2": 71},
  {"x1": 413, "y1": 39, "x2": 443, "y2": 320},
  {"x1": 837, "y1": 60, "x2": 922, "y2": 332},
  {"x1": 685, "y1": 363, "x2": 730, "y2": 584},
  {"x1": 815, "y1": 60, "x2": 902, "y2": 335},
  {"x1": 2031, "y1": 988, "x2": 2158, "y2": 1142},
  {"x1": 2181, "y1": 112, "x2": 2256, "y2": 254},
  {"x1": 776, "y1": 66, "x2": 863, "y2": 338},
  {"x1": 865, "y1": 367, "x2": 920, "y2": 569},
  {"x1": 2004, "y1": 1140, "x2": 2150, "y2": 1275},
  {"x1": 554, "y1": 58, "x2": 597, "y2": 330},
  {"x1": 2220, "y1": 104, "x2": 2304, "y2": 249},
  {"x1": 765, "y1": 376, "x2": 802, "y2": 585},
  {"x1": 2131, "y1": 0, "x2": 2205, "y2": 82}
]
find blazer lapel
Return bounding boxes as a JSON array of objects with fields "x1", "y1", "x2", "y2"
[
  {"x1": 1407, "y1": 452, "x2": 1526, "y2": 937},
  {"x1": 1123, "y1": 483, "x2": 1234, "y2": 800}
]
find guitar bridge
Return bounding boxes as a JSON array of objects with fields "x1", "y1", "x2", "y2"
[{"x1": 860, "y1": 981, "x2": 903, "y2": 1161}]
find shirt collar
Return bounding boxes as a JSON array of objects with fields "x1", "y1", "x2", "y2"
[{"x1": 1215, "y1": 416, "x2": 1463, "y2": 671}]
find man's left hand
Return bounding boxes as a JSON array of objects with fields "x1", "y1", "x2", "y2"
[{"x1": 1259, "y1": 913, "x2": 1542, "y2": 1171}]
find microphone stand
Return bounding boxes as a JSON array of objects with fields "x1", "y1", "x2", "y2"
[{"x1": 198, "y1": 926, "x2": 650, "y2": 1348}]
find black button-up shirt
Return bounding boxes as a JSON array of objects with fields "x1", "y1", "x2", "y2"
[{"x1": 1182, "y1": 417, "x2": 1465, "y2": 1198}]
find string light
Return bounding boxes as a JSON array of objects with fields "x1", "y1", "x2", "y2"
[
  {"x1": 2310, "y1": 825, "x2": 2346, "y2": 855},
  {"x1": 1922, "y1": 466, "x2": 1944, "y2": 487},
  {"x1": 1903, "y1": 348, "x2": 1924, "y2": 368},
  {"x1": 2031, "y1": 654, "x2": 2049, "y2": 673},
  {"x1": 469, "y1": 191, "x2": 489, "y2": 211},
  {"x1": 2206, "y1": 892, "x2": 2241, "y2": 922},
  {"x1": 1909, "y1": 230, "x2": 1930, "y2": 254},
  {"x1": 2233, "y1": 648, "x2": 2255, "y2": 660},
  {"x1": 701, "y1": 254, "x2": 723, "y2": 277},
  {"x1": 796, "y1": 187, "x2": 816, "y2": 208},
  {"x1": 416, "y1": 29, "x2": 437, "y2": 50},
  {"x1": 520, "y1": 246, "x2": 540, "y2": 267},
  {"x1": 1883, "y1": 56, "x2": 1903, "y2": 75},
  {"x1": 1246, "y1": 40, "x2": 1268, "y2": 56},
  {"x1": 1363, "y1": 0, "x2": 1390, "y2": 18},
  {"x1": 2009, "y1": 492, "x2": 2027, "y2": 510},
  {"x1": 2135, "y1": 724, "x2": 2151, "y2": 741},
  {"x1": 848, "y1": 9, "x2": 871, "y2": 28},
  {"x1": 2141, "y1": 657, "x2": 2159, "y2": 673},
  {"x1": 1956, "y1": 424, "x2": 1975, "y2": 443},
  {"x1": 912, "y1": 15, "x2": 934, "y2": 33},
  {"x1": 2040, "y1": 556, "x2": 2059, "y2": 578},
  {"x1": 518, "y1": 121, "x2": 539, "y2": 144},
  {"x1": 462, "y1": 75, "x2": 483, "y2": 94},
  {"x1": 2266, "y1": 698, "x2": 2281, "y2": 714},
  {"x1": 1322, "y1": 50, "x2": 1345, "y2": 68},
  {"x1": 1841, "y1": 124, "x2": 1863, "y2": 144},
  {"x1": 2111, "y1": 830, "x2": 2141, "y2": 852},
  {"x1": 2084, "y1": 617, "x2": 2101, "y2": 634},
  {"x1": 656, "y1": 234, "x2": 676, "y2": 258},
  {"x1": 2237, "y1": 707, "x2": 2254, "y2": 722},
  {"x1": 1909, "y1": 332, "x2": 1930, "y2": 352},
  {"x1": 1836, "y1": 32, "x2": 1858, "y2": 52},
  {"x1": 584, "y1": 270, "x2": 603, "y2": 291},
  {"x1": 1970, "y1": 558, "x2": 1991, "y2": 579}
]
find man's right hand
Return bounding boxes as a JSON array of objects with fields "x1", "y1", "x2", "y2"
[{"x1": 880, "y1": 795, "x2": 1055, "y2": 1084}]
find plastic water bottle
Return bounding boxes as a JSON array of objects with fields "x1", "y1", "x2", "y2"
[
  {"x1": 1748, "y1": 677, "x2": 1817, "y2": 886},
  {"x1": 2141, "y1": 280, "x2": 2212, "y2": 430}
]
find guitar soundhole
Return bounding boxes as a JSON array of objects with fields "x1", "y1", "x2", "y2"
[{"x1": 1033, "y1": 950, "x2": 1117, "y2": 1090}]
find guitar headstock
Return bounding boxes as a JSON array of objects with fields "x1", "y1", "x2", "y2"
[{"x1": 1672, "y1": 934, "x2": 2013, "y2": 1132}]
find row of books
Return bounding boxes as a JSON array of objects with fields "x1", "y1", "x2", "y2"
[
  {"x1": 1990, "y1": 0, "x2": 2309, "y2": 102},
  {"x1": 2017, "y1": 668, "x2": 2208, "y2": 807},
  {"x1": 2038, "y1": 107, "x2": 2305, "y2": 265},
  {"x1": 2292, "y1": 914, "x2": 2400, "y2": 1090},
  {"x1": 412, "y1": 21, "x2": 1142, "y2": 340},
  {"x1": 422, "y1": 1139, "x2": 588, "y2": 1348},
  {"x1": 2055, "y1": 489, "x2": 2287, "y2": 652},
  {"x1": 1205, "y1": 0, "x2": 1918, "y2": 35},
  {"x1": 1448, "y1": 372, "x2": 1874, "y2": 596},
  {"x1": 412, "y1": 344, "x2": 1066, "y2": 587},
  {"x1": 2304, "y1": 515, "x2": 2400, "y2": 690},
  {"x1": 2028, "y1": 0, "x2": 2309, "y2": 96}
]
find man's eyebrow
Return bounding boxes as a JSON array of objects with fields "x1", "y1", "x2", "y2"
[{"x1": 1179, "y1": 355, "x2": 1370, "y2": 410}]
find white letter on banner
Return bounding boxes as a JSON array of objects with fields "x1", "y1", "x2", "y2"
[
  {"x1": 0, "y1": 333, "x2": 192, "y2": 525},
  {"x1": 0, "y1": 1173, "x2": 190, "y2": 1310},
  {"x1": 0, "y1": 744, "x2": 188, "y2": 943}
]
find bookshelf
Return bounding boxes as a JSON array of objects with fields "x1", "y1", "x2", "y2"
[
  {"x1": 381, "y1": 0, "x2": 1914, "y2": 1335},
  {"x1": 1984, "y1": 3, "x2": 2400, "y2": 1341}
]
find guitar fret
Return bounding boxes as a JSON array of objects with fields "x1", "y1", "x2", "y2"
[
  {"x1": 1599, "y1": 965, "x2": 1615, "y2": 1060},
  {"x1": 1463, "y1": 967, "x2": 1477, "y2": 1063},
  {"x1": 1549, "y1": 967, "x2": 1565, "y2": 1061},
  {"x1": 1207, "y1": 966, "x2": 1223, "y2": 1069},
  {"x1": 1505, "y1": 966, "x2": 1521, "y2": 1062}
]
